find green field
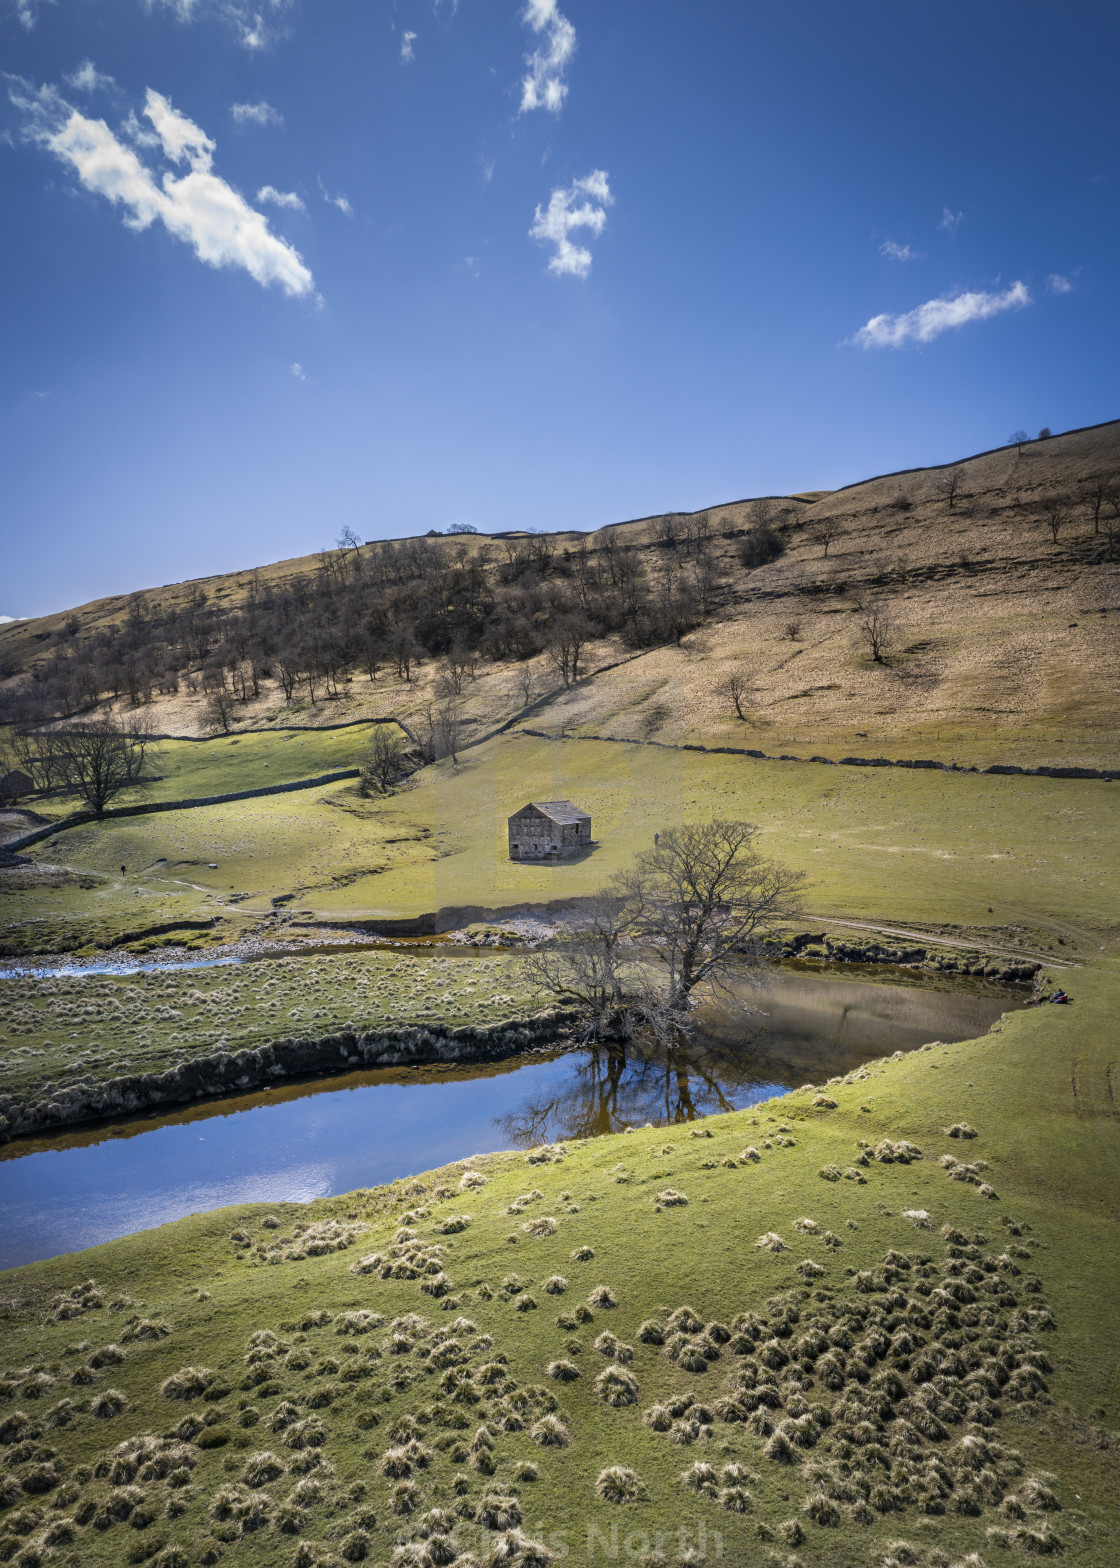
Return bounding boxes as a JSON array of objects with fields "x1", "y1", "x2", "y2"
[
  {"x1": 20, "y1": 734, "x2": 1120, "y2": 951},
  {"x1": 4, "y1": 719, "x2": 1120, "y2": 1567},
  {"x1": 0, "y1": 961, "x2": 1116, "y2": 1567}
]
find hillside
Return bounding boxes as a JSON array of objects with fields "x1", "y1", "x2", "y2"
[{"x1": 3, "y1": 421, "x2": 1119, "y2": 770}]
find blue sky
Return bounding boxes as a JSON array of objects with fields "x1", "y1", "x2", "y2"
[{"x1": 2, "y1": 0, "x2": 1116, "y2": 619}]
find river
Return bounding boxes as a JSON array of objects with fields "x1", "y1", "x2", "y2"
[{"x1": 0, "y1": 964, "x2": 1023, "y2": 1268}]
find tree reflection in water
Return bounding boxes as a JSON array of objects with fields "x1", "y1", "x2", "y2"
[{"x1": 494, "y1": 1026, "x2": 786, "y2": 1147}]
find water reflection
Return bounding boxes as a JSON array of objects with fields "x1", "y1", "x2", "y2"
[{"x1": 0, "y1": 966, "x2": 1022, "y2": 1268}]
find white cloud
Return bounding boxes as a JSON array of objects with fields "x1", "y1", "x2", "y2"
[
  {"x1": 144, "y1": 0, "x2": 296, "y2": 51},
  {"x1": 520, "y1": 0, "x2": 576, "y2": 114},
  {"x1": 66, "y1": 61, "x2": 116, "y2": 94},
  {"x1": 6, "y1": 0, "x2": 54, "y2": 30},
  {"x1": 849, "y1": 281, "x2": 1030, "y2": 349},
  {"x1": 880, "y1": 239, "x2": 920, "y2": 261},
  {"x1": 11, "y1": 80, "x2": 315, "y2": 298},
  {"x1": 26, "y1": 388, "x2": 50, "y2": 398},
  {"x1": 257, "y1": 183, "x2": 304, "y2": 211},
  {"x1": 1047, "y1": 272, "x2": 1073, "y2": 293},
  {"x1": 939, "y1": 207, "x2": 963, "y2": 232},
  {"x1": 530, "y1": 169, "x2": 612, "y2": 278},
  {"x1": 401, "y1": 30, "x2": 417, "y2": 61},
  {"x1": 232, "y1": 99, "x2": 282, "y2": 126},
  {"x1": 0, "y1": 615, "x2": 24, "y2": 624},
  {"x1": 319, "y1": 180, "x2": 352, "y2": 216},
  {"x1": 290, "y1": 361, "x2": 306, "y2": 379}
]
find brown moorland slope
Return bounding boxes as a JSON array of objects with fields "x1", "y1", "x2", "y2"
[{"x1": 2, "y1": 420, "x2": 1118, "y2": 768}]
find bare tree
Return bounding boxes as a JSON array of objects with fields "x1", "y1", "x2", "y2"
[
  {"x1": 619, "y1": 820, "x2": 804, "y2": 1012},
  {"x1": 1041, "y1": 495, "x2": 1072, "y2": 544},
  {"x1": 815, "y1": 516, "x2": 842, "y2": 558},
  {"x1": 856, "y1": 598, "x2": 895, "y2": 663},
  {"x1": 204, "y1": 687, "x2": 234, "y2": 734},
  {"x1": 359, "y1": 726, "x2": 411, "y2": 795},
  {"x1": 514, "y1": 662, "x2": 538, "y2": 710},
  {"x1": 935, "y1": 467, "x2": 963, "y2": 510},
  {"x1": 1008, "y1": 429, "x2": 1030, "y2": 456},
  {"x1": 1082, "y1": 475, "x2": 1111, "y2": 536},
  {"x1": 55, "y1": 718, "x2": 158, "y2": 815},
  {"x1": 431, "y1": 695, "x2": 465, "y2": 764},
  {"x1": 784, "y1": 620, "x2": 802, "y2": 641},
  {"x1": 717, "y1": 667, "x2": 753, "y2": 721},
  {"x1": 545, "y1": 614, "x2": 590, "y2": 688},
  {"x1": 336, "y1": 526, "x2": 362, "y2": 553},
  {"x1": 522, "y1": 893, "x2": 646, "y2": 1040}
]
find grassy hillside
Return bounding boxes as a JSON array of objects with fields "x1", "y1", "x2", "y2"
[
  {"x1": 0, "y1": 961, "x2": 1116, "y2": 1568},
  {"x1": 2, "y1": 422, "x2": 1118, "y2": 767}
]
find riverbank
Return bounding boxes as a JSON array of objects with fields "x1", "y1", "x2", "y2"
[{"x1": 0, "y1": 958, "x2": 1116, "y2": 1567}]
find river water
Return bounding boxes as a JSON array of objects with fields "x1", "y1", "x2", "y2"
[{"x1": 0, "y1": 966, "x2": 1022, "y2": 1269}]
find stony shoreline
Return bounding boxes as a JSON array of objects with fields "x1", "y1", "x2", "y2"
[{"x1": 0, "y1": 1007, "x2": 578, "y2": 1144}]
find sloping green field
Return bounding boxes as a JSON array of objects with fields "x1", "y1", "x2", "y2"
[{"x1": 0, "y1": 962, "x2": 1116, "y2": 1568}]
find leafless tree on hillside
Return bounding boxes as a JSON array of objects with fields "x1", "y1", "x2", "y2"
[
  {"x1": 204, "y1": 687, "x2": 234, "y2": 734},
  {"x1": 546, "y1": 614, "x2": 591, "y2": 688},
  {"x1": 359, "y1": 727, "x2": 411, "y2": 795},
  {"x1": 784, "y1": 620, "x2": 802, "y2": 641},
  {"x1": 1041, "y1": 495, "x2": 1073, "y2": 545},
  {"x1": 935, "y1": 467, "x2": 963, "y2": 510},
  {"x1": 1008, "y1": 429, "x2": 1031, "y2": 456},
  {"x1": 717, "y1": 667, "x2": 753, "y2": 721},
  {"x1": 54, "y1": 717, "x2": 158, "y2": 815},
  {"x1": 815, "y1": 517, "x2": 842, "y2": 558},
  {"x1": 336, "y1": 526, "x2": 362, "y2": 554},
  {"x1": 1081, "y1": 475, "x2": 1112, "y2": 536},
  {"x1": 432, "y1": 696, "x2": 465, "y2": 764},
  {"x1": 856, "y1": 598, "x2": 895, "y2": 663}
]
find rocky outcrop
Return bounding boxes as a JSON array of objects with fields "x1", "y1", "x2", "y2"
[
  {"x1": 0, "y1": 1009, "x2": 578, "y2": 1143},
  {"x1": 769, "y1": 930, "x2": 1040, "y2": 983}
]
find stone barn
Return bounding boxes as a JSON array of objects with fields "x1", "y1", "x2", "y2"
[{"x1": 508, "y1": 801, "x2": 591, "y2": 862}]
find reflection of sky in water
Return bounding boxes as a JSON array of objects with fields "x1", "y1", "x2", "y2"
[{"x1": 0, "y1": 969, "x2": 1018, "y2": 1269}]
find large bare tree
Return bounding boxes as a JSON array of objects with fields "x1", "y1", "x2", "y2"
[
  {"x1": 526, "y1": 821, "x2": 803, "y2": 1034},
  {"x1": 359, "y1": 726, "x2": 412, "y2": 795},
  {"x1": 54, "y1": 718, "x2": 157, "y2": 815}
]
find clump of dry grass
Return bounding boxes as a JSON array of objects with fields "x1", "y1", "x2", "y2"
[
  {"x1": 542, "y1": 1275, "x2": 568, "y2": 1295},
  {"x1": 435, "y1": 1214, "x2": 472, "y2": 1234},
  {"x1": 593, "y1": 1331, "x2": 633, "y2": 1364},
  {"x1": 521, "y1": 1217, "x2": 558, "y2": 1238},
  {"x1": 946, "y1": 1123, "x2": 978, "y2": 1139},
  {"x1": 160, "y1": 1365, "x2": 215, "y2": 1400},
  {"x1": 740, "y1": 1146, "x2": 761, "y2": 1162},
  {"x1": 755, "y1": 1233, "x2": 790, "y2": 1252},
  {"x1": 458, "y1": 1171, "x2": 487, "y2": 1191},
  {"x1": 547, "y1": 1360, "x2": 581, "y2": 1382},
  {"x1": 655, "y1": 1188, "x2": 689, "y2": 1208},
  {"x1": 812, "y1": 1094, "x2": 838, "y2": 1109},
  {"x1": 818, "y1": 1165, "x2": 842, "y2": 1182},
  {"x1": 570, "y1": 1245, "x2": 594, "y2": 1262},
  {"x1": 530, "y1": 1414, "x2": 571, "y2": 1447},
  {"x1": 587, "y1": 1285, "x2": 617, "y2": 1309},
  {"x1": 596, "y1": 1368, "x2": 639, "y2": 1407},
  {"x1": 595, "y1": 1465, "x2": 645, "y2": 1503}
]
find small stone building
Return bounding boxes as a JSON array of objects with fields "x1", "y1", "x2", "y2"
[
  {"x1": 0, "y1": 768, "x2": 33, "y2": 805},
  {"x1": 508, "y1": 800, "x2": 591, "y2": 862}
]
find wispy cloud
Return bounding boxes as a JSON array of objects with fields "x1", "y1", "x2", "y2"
[
  {"x1": 144, "y1": 0, "x2": 296, "y2": 51},
  {"x1": 290, "y1": 361, "x2": 306, "y2": 379},
  {"x1": 1046, "y1": 272, "x2": 1073, "y2": 294},
  {"x1": 318, "y1": 179, "x2": 352, "y2": 216},
  {"x1": 6, "y1": 0, "x2": 54, "y2": 30},
  {"x1": 25, "y1": 389, "x2": 49, "y2": 399},
  {"x1": 401, "y1": 30, "x2": 417, "y2": 62},
  {"x1": 848, "y1": 281, "x2": 1030, "y2": 349},
  {"x1": 65, "y1": 61, "x2": 116, "y2": 94},
  {"x1": 232, "y1": 99, "x2": 282, "y2": 127},
  {"x1": 257, "y1": 184, "x2": 304, "y2": 211},
  {"x1": 0, "y1": 615, "x2": 24, "y2": 624},
  {"x1": 938, "y1": 206, "x2": 963, "y2": 233},
  {"x1": 520, "y1": 0, "x2": 576, "y2": 114},
  {"x1": 530, "y1": 170, "x2": 612, "y2": 278},
  {"x1": 880, "y1": 239, "x2": 920, "y2": 261},
  {"x1": 10, "y1": 80, "x2": 315, "y2": 297}
]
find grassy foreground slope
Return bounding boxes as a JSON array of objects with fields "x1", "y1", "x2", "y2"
[{"x1": 1, "y1": 964, "x2": 1117, "y2": 1568}]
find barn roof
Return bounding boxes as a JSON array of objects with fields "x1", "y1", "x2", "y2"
[{"x1": 512, "y1": 800, "x2": 590, "y2": 824}]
